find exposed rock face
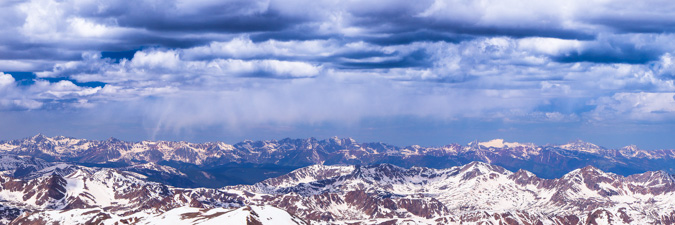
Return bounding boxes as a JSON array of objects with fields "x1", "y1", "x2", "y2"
[
  {"x1": 1, "y1": 162, "x2": 674, "y2": 224},
  {"x1": 3, "y1": 135, "x2": 675, "y2": 188}
]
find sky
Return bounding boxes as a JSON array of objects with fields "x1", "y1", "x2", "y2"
[{"x1": 1, "y1": 0, "x2": 675, "y2": 149}]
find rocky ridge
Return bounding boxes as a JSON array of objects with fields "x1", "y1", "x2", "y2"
[{"x1": 0, "y1": 162, "x2": 674, "y2": 224}]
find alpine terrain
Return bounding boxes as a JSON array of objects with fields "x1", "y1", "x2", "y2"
[{"x1": 0, "y1": 135, "x2": 675, "y2": 224}]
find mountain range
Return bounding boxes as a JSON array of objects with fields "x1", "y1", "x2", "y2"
[
  {"x1": 2, "y1": 160, "x2": 675, "y2": 224},
  {"x1": 2, "y1": 134, "x2": 675, "y2": 188},
  {"x1": 2, "y1": 135, "x2": 675, "y2": 224}
]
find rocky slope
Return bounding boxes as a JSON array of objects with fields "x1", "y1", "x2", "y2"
[{"x1": 1, "y1": 162, "x2": 674, "y2": 224}]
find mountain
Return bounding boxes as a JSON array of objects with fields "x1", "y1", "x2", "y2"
[
  {"x1": 2, "y1": 135, "x2": 675, "y2": 188},
  {"x1": 11, "y1": 205, "x2": 308, "y2": 225},
  {"x1": 1, "y1": 162, "x2": 675, "y2": 224}
]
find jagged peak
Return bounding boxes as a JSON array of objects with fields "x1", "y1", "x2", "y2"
[
  {"x1": 25, "y1": 134, "x2": 86, "y2": 143},
  {"x1": 325, "y1": 136, "x2": 358, "y2": 145},
  {"x1": 626, "y1": 170, "x2": 675, "y2": 184},
  {"x1": 459, "y1": 161, "x2": 509, "y2": 175},
  {"x1": 342, "y1": 137, "x2": 357, "y2": 144},
  {"x1": 509, "y1": 169, "x2": 538, "y2": 182},
  {"x1": 513, "y1": 168, "x2": 536, "y2": 177},
  {"x1": 257, "y1": 164, "x2": 355, "y2": 188},
  {"x1": 29, "y1": 133, "x2": 49, "y2": 141},
  {"x1": 579, "y1": 165, "x2": 602, "y2": 173},
  {"x1": 351, "y1": 163, "x2": 408, "y2": 178},
  {"x1": 621, "y1": 144, "x2": 639, "y2": 151},
  {"x1": 566, "y1": 165, "x2": 602, "y2": 174},
  {"x1": 359, "y1": 163, "x2": 405, "y2": 171},
  {"x1": 562, "y1": 165, "x2": 618, "y2": 182},
  {"x1": 328, "y1": 136, "x2": 342, "y2": 144},
  {"x1": 105, "y1": 137, "x2": 122, "y2": 142}
]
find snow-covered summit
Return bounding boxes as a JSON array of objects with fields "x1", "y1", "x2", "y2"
[
  {"x1": 477, "y1": 139, "x2": 534, "y2": 148},
  {"x1": 557, "y1": 139, "x2": 605, "y2": 153}
]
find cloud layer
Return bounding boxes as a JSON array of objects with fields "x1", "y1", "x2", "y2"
[{"x1": 2, "y1": 0, "x2": 675, "y2": 148}]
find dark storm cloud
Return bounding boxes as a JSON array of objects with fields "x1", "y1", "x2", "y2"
[
  {"x1": 0, "y1": 47, "x2": 84, "y2": 61},
  {"x1": 72, "y1": 0, "x2": 302, "y2": 32},
  {"x1": 336, "y1": 49, "x2": 431, "y2": 69},
  {"x1": 121, "y1": 11, "x2": 299, "y2": 33},
  {"x1": 248, "y1": 28, "x2": 337, "y2": 42},
  {"x1": 351, "y1": 16, "x2": 596, "y2": 43},
  {"x1": 332, "y1": 50, "x2": 397, "y2": 60},
  {"x1": 590, "y1": 17, "x2": 675, "y2": 33},
  {"x1": 362, "y1": 30, "x2": 470, "y2": 46},
  {"x1": 121, "y1": 34, "x2": 216, "y2": 49},
  {"x1": 553, "y1": 42, "x2": 662, "y2": 64},
  {"x1": 340, "y1": 1, "x2": 596, "y2": 46}
]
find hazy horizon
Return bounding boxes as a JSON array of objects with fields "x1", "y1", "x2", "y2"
[{"x1": 4, "y1": 132, "x2": 671, "y2": 151}]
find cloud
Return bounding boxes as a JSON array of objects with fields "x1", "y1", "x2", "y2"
[
  {"x1": 579, "y1": 0, "x2": 675, "y2": 33},
  {"x1": 0, "y1": 72, "x2": 44, "y2": 110},
  {"x1": 0, "y1": 72, "x2": 15, "y2": 87},
  {"x1": 3, "y1": 0, "x2": 675, "y2": 145},
  {"x1": 589, "y1": 92, "x2": 675, "y2": 121},
  {"x1": 38, "y1": 49, "x2": 322, "y2": 84},
  {"x1": 18, "y1": 36, "x2": 675, "y2": 129}
]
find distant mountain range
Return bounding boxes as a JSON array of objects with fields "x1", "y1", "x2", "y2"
[{"x1": 2, "y1": 134, "x2": 675, "y2": 188}]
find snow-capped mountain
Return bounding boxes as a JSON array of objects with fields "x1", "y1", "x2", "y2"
[
  {"x1": 2, "y1": 135, "x2": 675, "y2": 188},
  {"x1": 12, "y1": 205, "x2": 308, "y2": 225},
  {"x1": 1, "y1": 161, "x2": 675, "y2": 224}
]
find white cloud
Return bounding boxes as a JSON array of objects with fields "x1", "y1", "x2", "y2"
[
  {"x1": 518, "y1": 37, "x2": 583, "y2": 55},
  {"x1": 210, "y1": 59, "x2": 320, "y2": 78},
  {"x1": 130, "y1": 50, "x2": 182, "y2": 70},
  {"x1": 182, "y1": 37, "x2": 339, "y2": 59},
  {"x1": 67, "y1": 17, "x2": 110, "y2": 38},
  {"x1": 589, "y1": 92, "x2": 675, "y2": 121},
  {"x1": 0, "y1": 72, "x2": 15, "y2": 87},
  {"x1": 19, "y1": 0, "x2": 65, "y2": 40},
  {"x1": 0, "y1": 72, "x2": 45, "y2": 110}
]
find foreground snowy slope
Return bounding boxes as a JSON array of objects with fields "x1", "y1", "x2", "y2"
[
  {"x1": 1, "y1": 161, "x2": 674, "y2": 224},
  {"x1": 12, "y1": 205, "x2": 308, "y2": 225}
]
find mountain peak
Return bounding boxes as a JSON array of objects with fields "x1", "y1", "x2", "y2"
[
  {"x1": 557, "y1": 139, "x2": 604, "y2": 153},
  {"x1": 579, "y1": 164, "x2": 601, "y2": 172},
  {"x1": 105, "y1": 137, "x2": 122, "y2": 142},
  {"x1": 328, "y1": 136, "x2": 341, "y2": 144},
  {"x1": 621, "y1": 144, "x2": 639, "y2": 151},
  {"x1": 459, "y1": 161, "x2": 509, "y2": 178},
  {"x1": 478, "y1": 139, "x2": 532, "y2": 148},
  {"x1": 31, "y1": 133, "x2": 46, "y2": 139},
  {"x1": 563, "y1": 165, "x2": 612, "y2": 181},
  {"x1": 28, "y1": 133, "x2": 52, "y2": 143}
]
